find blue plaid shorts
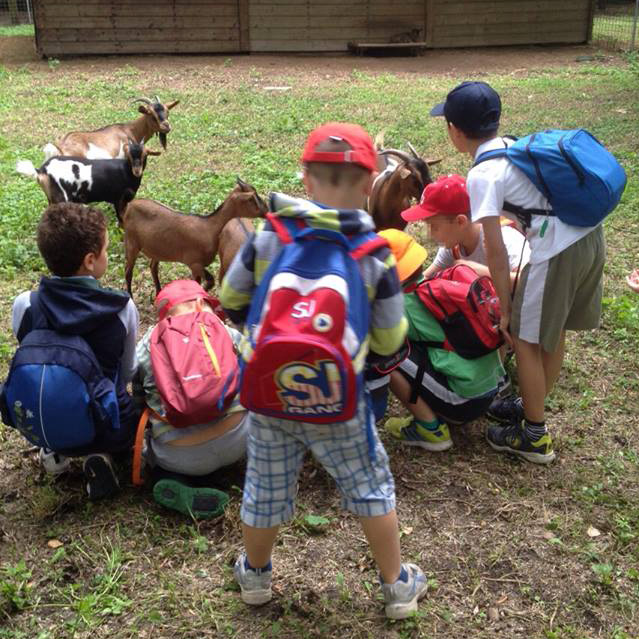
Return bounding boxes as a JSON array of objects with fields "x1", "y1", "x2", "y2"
[{"x1": 240, "y1": 401, "x2": 396, "y2": 528}]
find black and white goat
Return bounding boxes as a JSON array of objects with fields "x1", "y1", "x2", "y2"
[{"x1": 17, "y1": 140, "x2": 160, "y2": 221}]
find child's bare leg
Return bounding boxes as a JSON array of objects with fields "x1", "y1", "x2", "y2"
[
  {"x1": 242, "y1": 523, "x2": 279, "y2": 568},
  {"x1": 542, "y1": 330, "x2": 565, "y2": 395},
  {"x1": 390, "y1": 371, "x2": 437, "y2": 421},
  {"x1": 359, "y1": 510, "x2": 401, "y2": 584},
  {"x1": 513, "y1": 337, "x2": 545, "y2": 422}
]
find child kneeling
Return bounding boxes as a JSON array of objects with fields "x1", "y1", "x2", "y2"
[
  {"x1": 379, "y1": 230, "x2": 504, "y2": 451},
  {"x1": 135, "y1": 279, "x2": 248, "y2": 519}
]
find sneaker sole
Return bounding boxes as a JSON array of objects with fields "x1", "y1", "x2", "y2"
[
  {"x1": 153, "y1": 479, "x2": 229, "y2": 519},
  {"x1": 395, "y1": 438, "x2": 453, "y2": 452},
  {"x1": 385, "y1": 583, "x2": 428, "y2": 620},
  {"x1": 486, "y1": 437, "x2": 556, "y2": 465},
  {"x1": 240, "y1": 587, "x2": 272, "y2": 606},
  {"x1": 83, "y1": 456, "x2": 120, "y2": 501}
]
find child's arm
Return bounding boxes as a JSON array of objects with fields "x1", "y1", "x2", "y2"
[
  {"x1": 119, "y1": 298, "x2": 139, "y2": 383},
  {"x1": 423, "y1": 246, "x2": 453, "y2": 279},
  {"x1": 480, "y1": 217, "x2": 512, "y2": 345},
  {"x1": 369, "y1": 251, "x2": 408, "y2": 356},
  {"x1": 219, "y1": 235, "x2": 259, "y2": 326}
]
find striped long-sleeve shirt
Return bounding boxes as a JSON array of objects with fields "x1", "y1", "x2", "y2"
[{"x1": 219, "y1": 195, "x2": 407, "y2": 358}]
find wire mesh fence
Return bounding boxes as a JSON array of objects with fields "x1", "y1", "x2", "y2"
[
  {"x1": 593, "y1": 0, "x2": 639, "y2": 50},
  {"x1": 0, "y1": 0, "x2": 33, "y2": 26}
]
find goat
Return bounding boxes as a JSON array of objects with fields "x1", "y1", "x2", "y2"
[
  {"x1": 16, "y1": 140, "x2": 160, "y2": 221},
  {"x1": 122, "y1": 178, "x2": 267, "y2": 296},
  {"x1": 43, "y1": 96, "x2": 179, "y2": 160},
  {"x1": 218, "y1": 217, "x2": 255, "y2": 284},
  {"x1": 368, "y1": 143, "x2": 440, "y2": 231}
]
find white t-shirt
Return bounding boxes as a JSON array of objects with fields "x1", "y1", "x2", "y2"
[
  {"x1": 432, "y1": 224, "x2": 530, "y2": 272},
  {"x1": 467, "y1": 137, "x2": 598, "y2": 264}
]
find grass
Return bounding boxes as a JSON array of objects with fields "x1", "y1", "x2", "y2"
[
  {"x1": 593, "y1": 12, "x2": 639, "y2": 50},
  {"x1": 1, "y1": 40, "x2": 639, "y2": 639},
  {"x1": 0, "y1": 24, "x2": 34, "y2": 37}
]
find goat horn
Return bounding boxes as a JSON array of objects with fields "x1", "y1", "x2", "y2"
[
  {"x1": 380, "y1": 149, "x2": 413, "y2": 164},
  {"x1": 154, "y1": 95, "x2": 161, "y2": 104},
  {"x1": 407, "y1": 142, "x2": 420, "y2": 159},
  {"x1": 236, "y1": 177, "x2": 249, "y2": 190},
  {"x1": 130, "y1": 97, "x2": 152, "y2": 106}
]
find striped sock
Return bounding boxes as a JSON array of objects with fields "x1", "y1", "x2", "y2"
[{"x1": 524, "y1": 418, "x2": 547, "y2": 440}]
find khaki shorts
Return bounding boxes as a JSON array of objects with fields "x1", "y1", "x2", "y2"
[{"x1": 511, "y1": 226, "x2": 605, "y2": 353}]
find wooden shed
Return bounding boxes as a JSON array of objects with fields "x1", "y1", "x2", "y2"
[{"x1": 33, "y1": 0, "x2": 595, "y2": 57}]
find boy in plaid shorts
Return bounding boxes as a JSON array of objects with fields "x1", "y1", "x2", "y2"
[{"x1": 220, "y1": 123, "x2": 428, "y2": 619}]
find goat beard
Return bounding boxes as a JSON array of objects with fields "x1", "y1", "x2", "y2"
[{"x1": 158, "y1": 132, "x2": 167, "y2": 149}]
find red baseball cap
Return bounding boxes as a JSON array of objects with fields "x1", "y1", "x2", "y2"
[
  {"x1": 401, "y1": 174, "x2": 470, "y2": 222},
  {"x1": 155, "y1": 279, "x2": 221, "y2": 321},
  {"x1": 302, "y1": 122, "x2": 378, "y2": 173}
]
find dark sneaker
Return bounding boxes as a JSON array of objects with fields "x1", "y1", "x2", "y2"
[
  {"x1": 486, "y1": 395, "x2": 524, "y2": 423},
  {"x1": 153, "y1": 479, "x2": 229, "y2": 519},
  {"x1": 381, "y1": 563, "x2": 428, "y2": 620},
  {"x1": 83, "y1": 454, "x2": 120, "y2": 500},
  {"x1": 486, "y1": 421, "x2": 555, "y2": 465},
  {"x1": 234, "y1": 552, "x2": 273, "y2": 605}
]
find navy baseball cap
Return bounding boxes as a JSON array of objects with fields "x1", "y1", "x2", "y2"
[{"x1": 430, "y1": 81, "x2": 501, "y2": 136}]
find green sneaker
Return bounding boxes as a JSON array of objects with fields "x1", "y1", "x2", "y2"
[
  {"x1": 385, "y1": 416, "x2": 453, "y2": 452},
  {"x1": 485, "y1": 421, "x2": 555, "y2": 465},
  {"x1": 153, "y1": 479, "x2": 230, "y2": 519}
]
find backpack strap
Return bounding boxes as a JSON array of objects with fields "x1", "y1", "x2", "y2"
[
  {"x1": 473, "y1": 143, "x2": 552, "y2": 231},
  {"x1": 349, "y1": 236, "x2": 389, "y2": 260}
]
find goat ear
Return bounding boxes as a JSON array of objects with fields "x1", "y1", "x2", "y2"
[
  {"x1": 167, "y1": 100, "x2": 180, "y2": 110},
  {"x1": 138, "y1": 105, "x2": 151, "y2": 115},
  {"x1": 399, "y1": 166, "x2": 412, "y2": 179},
  {"x1": 236, "y1": 177, "x2": 249, "y2": 191},
  {"x1": 426, "y1": 157, "x2": 443, "y2": 166}
]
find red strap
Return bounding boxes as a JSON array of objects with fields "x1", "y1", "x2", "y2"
[
  {"x1": 267, "y1": 213, "x2": 293, "y2": 244},
  {"x1": 350, "y1": 236, "x2": 389, "y2": 260},
  {"x1": 131, "y1": 408, "x2": 150, "y2": 486},
  {"x1": 452, "y1": 244, "x2": 462, "y2": 260}
]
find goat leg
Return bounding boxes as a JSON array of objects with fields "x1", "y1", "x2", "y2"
[
  {"x1": 150, "y1": 259, "x2": 162, "y2": 295},
  {"x1": 202, "y1": 268, "x2": 215, "y2": 291},
  {"x1": 124, "y1": 239, "x2": 139, "y2": 297}
]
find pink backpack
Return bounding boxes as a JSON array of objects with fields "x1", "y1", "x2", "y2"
[{"x1": 150, "y1": 310, "x2": 240, "y2": 428}]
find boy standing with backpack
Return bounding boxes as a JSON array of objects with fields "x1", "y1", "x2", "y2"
[
  {"x1": 220, "y1": 123, "x2": 428, "y2": 619},
  {"x1": 2, "y1": 203, "x2": 139, "y2": 499},
  {"x1": 430, "y1": 81, "x2": 613, "y2": 464}
]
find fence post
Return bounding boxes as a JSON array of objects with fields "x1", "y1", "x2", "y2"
[
  {"x1": 26, "y1": 0, "x2": 33, "y2": 25},
  {"x1": 632, "y1": 0, "x2": 639, "y2": 50}
]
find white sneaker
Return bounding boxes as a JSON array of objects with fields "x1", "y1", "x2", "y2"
[
  {"x1": 381, "y1": 563, "x2": 428, "y2": 620},
  {"x1": 38, "y1": 448, "x2": 71, "y2": 476},
  {"x1": 233, "y1": 552, "x2": 272, "y2": 605}
]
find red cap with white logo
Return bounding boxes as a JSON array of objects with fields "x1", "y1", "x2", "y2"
[{"x1": 401, "y1": 174, "x2": 470, "y2": 222}]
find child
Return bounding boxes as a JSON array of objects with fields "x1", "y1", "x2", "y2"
[
  {"x1": 378, "y1": 230, "x2": 504, "y2": 451},
  {"x1": 219, "y1": 122, "x2": 428, "y2": 619},
  {"x1": 135, "y1": 279, "x2": 248, "y2": 519},
  {"x1": 431, "y1": 81, "x2": 606, "y2": 464},
  {"x1": 10, "y1": 203, "x2": 140, "y2": 499},
  {"x1": 402, "y1": 174, "x2": 530, "y2": 285}
]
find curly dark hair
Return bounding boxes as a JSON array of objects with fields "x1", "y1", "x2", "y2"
[{"x1": 36, "y1": 203, "x2": 107, "y2": 277}]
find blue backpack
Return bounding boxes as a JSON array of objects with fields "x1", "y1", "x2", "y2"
[
  {"x1": 239, "y1": 214, "x2": 387, "y2": 424},
  {"x1": 475, "y1": 129, "x2": 627, "y2": 228},
  {"x1": 0, "y1": 294, "x2": 120, "y2": 453}
]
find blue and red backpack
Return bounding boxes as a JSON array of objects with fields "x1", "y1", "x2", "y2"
[{"x1": 239, "y1": 214, "x2": 388, "y2": 424}]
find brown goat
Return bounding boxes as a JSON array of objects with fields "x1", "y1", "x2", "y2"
[
  {"x1": 368, "y1": 144, "x2": 440, "y2": 231},
  {"x1": 122, "y1": 179, "x2": 267, "y2": 296},
  {"x1": 218, "y1": 217, "x2": 255, "y2": 284},
  {"x1": 43, "y1": 96, "x2": 179, "y2": 160}
]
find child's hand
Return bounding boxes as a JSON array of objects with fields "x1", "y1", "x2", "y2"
[{"x1": 626, "y1": 269, "x2": 639, "y2": 294}]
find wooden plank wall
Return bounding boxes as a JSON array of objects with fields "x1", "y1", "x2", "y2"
[
  {"x1": 426, "y1": 0, "x2": 592, "y2": 48},
  {"x1": 249, "y1": 0, "x2": 426, "y2": 52},
  {"x1": 33, "y1": 0, "x2": 242, "y2": 56}
]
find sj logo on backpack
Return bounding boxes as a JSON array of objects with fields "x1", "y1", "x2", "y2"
[{"x1": 276, "y1": 360, "x2": 342, "y2": 416}]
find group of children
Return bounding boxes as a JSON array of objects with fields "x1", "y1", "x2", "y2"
[{"x1": 2, "y1": 80, "x2": 609, "y2": 619}]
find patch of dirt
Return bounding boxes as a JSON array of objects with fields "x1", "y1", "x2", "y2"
[{"x1": 0, "y1": 34, "x2": 619, "y2": 79}]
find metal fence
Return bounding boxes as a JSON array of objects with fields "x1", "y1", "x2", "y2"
[
  {"x1": 0, "y1": 0, "x2": 33, "y2": 26},
  {"x1": 593, "y1": 0, "x2": 639, "y2": 50}
]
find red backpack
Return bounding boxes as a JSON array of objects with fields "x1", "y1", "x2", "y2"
[
  {"x1": 150, "y1": 310, "x2": 240, "y2": 428},
  {"x1": 412, "y1": 264, "x2": 503, "y2": 359}
]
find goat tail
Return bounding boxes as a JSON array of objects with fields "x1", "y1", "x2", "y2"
[
  {"x1": 16, "y1": 160, "x2": 38, "y2": 179},
  {"x1": 42, "y1": 143, "x2": 60, "y2": 160}
]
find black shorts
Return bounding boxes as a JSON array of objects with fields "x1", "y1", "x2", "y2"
[{"x1": 397, "y1": 344, "x2": 496, "y2": 425}]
